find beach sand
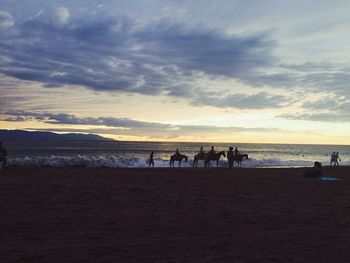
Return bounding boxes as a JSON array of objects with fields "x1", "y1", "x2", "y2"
[{"x1": 1, "y1": 166, "x2": 350, "y2": 262}]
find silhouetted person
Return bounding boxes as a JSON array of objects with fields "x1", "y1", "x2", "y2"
[
  {"x1": 199, "y1": 146, "x2": 204, "y2": 154},
  {"x1": 149, "y1": 151, "x2": 154, "y2": 167},
  {"x1": 234, "y1": 147, "x2": 239, "y2": 156},
  {"x1": 227, "y1": 146, "x2": 234, "y2": 168},
  {"x1": 0, "y1": 141, "x2": 7, "y2": 169},
  {"x1": 210, "y1": 146, "x2": 215, "y2": 155},
  {"x1": 335, "y1": 152, "x2": 341, "y2": 166},
  {"x1": 175, "y1": 148, "x2": 180, "y2": 156},
  {"x1": 329, "y1": 152, "x2": 335, "y2": 166},
  {"x1": 303, "y1": 161, "x2": 322, "y2": 178}
]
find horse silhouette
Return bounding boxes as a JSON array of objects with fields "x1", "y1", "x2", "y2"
[
  {"x1": 170, "y1": 154, "x2": 188, "y2": 167},
  {"x1": 193, "y1": 152, "x2": 206, "y2": 167},
  {"x1": 204, "y1": 151, "x2": 226, "y2": 168},
  {"x1": 233, "y1": 154, "x2": 249, "y2": 167}
]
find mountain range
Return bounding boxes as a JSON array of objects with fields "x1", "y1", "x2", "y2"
[{"x1": 0, "y1": 130, "x2": 114, "y2": 141}]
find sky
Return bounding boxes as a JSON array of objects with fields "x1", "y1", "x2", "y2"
[{"x1": 0, "y1": 0, "x2": 350, "y2": 144}]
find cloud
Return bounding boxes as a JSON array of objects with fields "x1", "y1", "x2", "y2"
[
  {"x1": 2, "y1": 110, "x2": 283, "y2": 137},
  {"x1": 279, "y1": 95, "x2": 350, "y2": 122},
  {"x1": 0, "y1": 10, "x2": 14, "y2": 31},
  {"x1": 55, "y1": 7, "x2": 70, "y2": 25},
  {"x1": 190, "y1": 91, "x2": 288, "y2": 109},
  {"x1": 1, "y1": 7, "x2": 349, "y2": 112},
  {"x1": 0, "y1": 11, "x2": 286, "y2": 109}
]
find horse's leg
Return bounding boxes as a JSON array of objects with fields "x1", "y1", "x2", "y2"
[
  {"x1": 179, "y1": 160, "x2": 181, "y2": 168},
  {"x1": 216, "y1": 159, "x2": 219, "y2": 168}
]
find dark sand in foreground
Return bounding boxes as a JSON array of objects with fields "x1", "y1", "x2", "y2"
[{"x1": 1, "y1": 166, "x2": 350, "y2": 263}]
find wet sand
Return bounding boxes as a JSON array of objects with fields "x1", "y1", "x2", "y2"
[{"x1": 1, "y1": 166, "x2": 350, "y2": 262}]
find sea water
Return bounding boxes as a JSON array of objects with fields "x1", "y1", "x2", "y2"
[{"x1": 5, "y1": 141, "x2": 350, "y2": 168}]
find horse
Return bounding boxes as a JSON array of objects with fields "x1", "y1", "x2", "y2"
[
  {"x1": 193, "y1": 152, "x2": 205, "y2": 167},
  {"x1": 204, "y1": 151, "x2": 226, "y2": 168},
  {"x1": 170, "y1": 154, "x2": 188, "y2": 167},
  {"x1": 232, "y1": 154, "x2": 249, "y2": 167}
]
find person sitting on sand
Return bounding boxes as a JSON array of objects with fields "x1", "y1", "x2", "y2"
[
  {"x1": 227, "y1": 146, "x2": 234, "y2": 169},
  {"x1": 0, "y1": 141, "x2": 7, "y2": 169},
  {"x1": 302, "y1": 161, "x2": 322, "y2": 178},
  {"x1": 149, "y1": 151, "x2": 154, "y2": 168},
  {"x1": 234, "y1": 147, "x2": 239, "y2": 156}
]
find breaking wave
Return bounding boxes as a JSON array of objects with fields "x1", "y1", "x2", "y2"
[{"x1": 8, "y1": 155, "x2": 318, "y2": 168}]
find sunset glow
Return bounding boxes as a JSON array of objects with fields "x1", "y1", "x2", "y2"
[{"x1": 1, "y1": 1, "x2": 350, "y2": 144}]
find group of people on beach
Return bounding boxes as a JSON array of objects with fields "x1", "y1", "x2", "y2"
[{"x1": 148, "y1": 145, "x2": 242, "y2": 168}]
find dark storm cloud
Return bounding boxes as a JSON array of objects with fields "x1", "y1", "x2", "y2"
[
  {"x1": 0, "y1": 9, "x2": 287, "y2": 109},
  {"x1": 2, "y1": 7, "x2": 350, "y2": 113}
]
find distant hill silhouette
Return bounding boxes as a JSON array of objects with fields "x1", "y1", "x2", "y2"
[{"x1": 0, "y1": 130, "x2": 114, "y2": 141}]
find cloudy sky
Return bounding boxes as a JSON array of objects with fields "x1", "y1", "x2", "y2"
[{"x1": 0, "y1": 0, "x2": 350, "y2": 144}]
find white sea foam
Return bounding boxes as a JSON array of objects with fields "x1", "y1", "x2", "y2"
[{"x1": 7, "y1": 155, "x2": 327, "y2": 168}]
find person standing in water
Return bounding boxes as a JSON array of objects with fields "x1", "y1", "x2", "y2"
[
  {"x1": 148, "y1": 151, "x2": 154, "y2": 167},
  {"x1": 0, "y1": 141, "x2": 7, "y2": 169}
]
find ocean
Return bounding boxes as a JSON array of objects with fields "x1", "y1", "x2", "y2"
[{"x1": 4, "y1": 141, "x2": 350, "y2": 168}]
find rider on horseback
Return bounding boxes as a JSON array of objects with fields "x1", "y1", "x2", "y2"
[
  {"x1": 210, "y1": 146, "x2": 215, "y2": 155},
  {"x1": 234, "y1": 147, "x2": 239, "y2": 156}
]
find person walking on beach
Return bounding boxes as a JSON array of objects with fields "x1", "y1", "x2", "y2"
[
  {"x1": 148, "y1": 151, "x2": 154, "y2": 167},
  {"x1": 330, "y1": 152, "x2": 336, "y2": 166},
  {"x1": 335, "y1": 152, "x2": 341, "y2": 166},
  {"x1": 227, "y1": 146, "x2": 234, "y2": 169},
  {"x1": 0, "y1": 141, "x2": 7, "y2": 169}
]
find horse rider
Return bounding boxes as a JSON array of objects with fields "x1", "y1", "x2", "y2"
[
  {"x1": 199, "y1": 146, "x2": 205, "y2": 157},
  {"x1": 234, "y1": 147, "x2": 239, "y2": 156},
  {"x1": 0, "y1": 141, "x2": 7, "y2": 169},
  {"x1": 227, "y1": 146, "x2": 234, "y2": 169},
  {"x1": 175, "y1": 148, "x2": 180, "y2": 156},
  {"x1": 210, "y1": 146, "x2": 215, "y2": 155}
]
